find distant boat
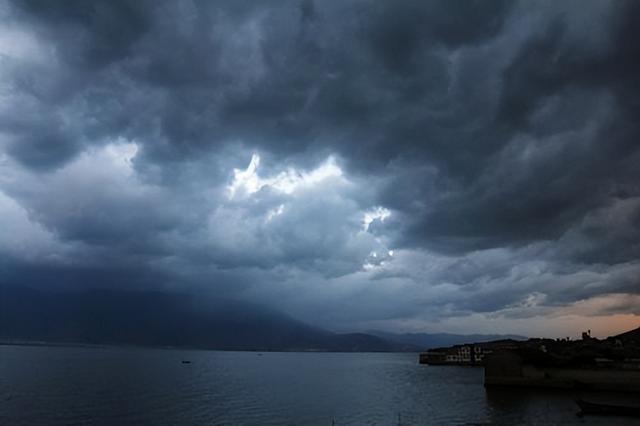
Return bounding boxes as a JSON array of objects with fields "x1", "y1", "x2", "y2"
[
  {"x1": 576, "y1": 399, "x2": 640, "y2": 417},
  {"x1": 181, "y1": 360, "x2": 191, "y2": 364}
]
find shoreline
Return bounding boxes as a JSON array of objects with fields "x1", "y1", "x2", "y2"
[{"x1": 0, "y1": 340, "x2": 418, "y2": 355}]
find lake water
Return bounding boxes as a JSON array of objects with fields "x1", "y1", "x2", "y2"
[{"x1": 0, "y1": 345, "x2": 637, "y2": 425}]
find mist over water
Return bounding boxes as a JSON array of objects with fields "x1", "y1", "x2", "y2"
[{"x1": 0, "y1": 345, "x2": 636, "y2": 425}]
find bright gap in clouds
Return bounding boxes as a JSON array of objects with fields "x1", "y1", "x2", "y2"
[
  {"x1": 227, "y1": 154, "x2": 343, "y2": 198},
  {"x1": 265, "y1": 204, "x2": 285, "y2": 222},
  {"x1": 103, "y1": 141, "x2": 138, "y2": 172},
  {"x1": 363, "y1": 206, "x2": 391, "y2": 231},
  {"x1": 222, "y1": 153, "x2": 398, "y2": 274}
]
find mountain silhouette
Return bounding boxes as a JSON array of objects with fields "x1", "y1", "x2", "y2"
[{"x1": 0, "y1": 284, "x2": 401, "y2": 352}]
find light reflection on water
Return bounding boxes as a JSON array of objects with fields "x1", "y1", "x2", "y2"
[{"x1": 0, "y1": 345, "x2": 637, "y2": 425}]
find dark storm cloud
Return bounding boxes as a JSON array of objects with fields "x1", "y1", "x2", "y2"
[
  {"x1": 400, "y1": 0, "x2": 640, "y2": 253},
  {"x1": 1, "y1": 0, "x2": 639, "y2": 333},
  {"x1": 4, "y1": 0, "x2": 516, "y2": 168},
  {"x1": 13, "y1": 0, "x2": 151, "y2": 69}
]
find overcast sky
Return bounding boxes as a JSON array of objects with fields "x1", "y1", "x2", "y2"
[{"x1": 1, "y1": 0, "x2": 639, "y2": 338}]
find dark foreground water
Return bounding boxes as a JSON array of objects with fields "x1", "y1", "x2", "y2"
[{"x1": 0, "y1": 345, "x2": 637, "y2": 425}]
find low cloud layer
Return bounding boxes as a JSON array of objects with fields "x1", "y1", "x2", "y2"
[{"x1": 1, "y1": 0, "x2": 639, "y2": 337}]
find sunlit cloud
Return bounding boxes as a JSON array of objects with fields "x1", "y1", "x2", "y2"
[
  {"x1": 362, "y1": 207, "x2": 391, "y2": 231},
  {"x1": 265, "y1": 204, "x2": 285, "y2": 223},
  {"x1": 228, "y1": 154, "x2": 343, "y2": 199}
]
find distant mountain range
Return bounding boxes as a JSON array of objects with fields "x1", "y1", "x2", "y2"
[
  {"x1": 367, "y1": 330, "x2": 527, "y2": 349},
  {"x1": 0, "y1": 284, "x2": 524, "y2": 352},
  {"x1": 0, "y1": 284, "x2": 399, "y2": 352}
]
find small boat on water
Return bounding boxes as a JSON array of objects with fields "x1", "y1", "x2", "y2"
[
  {"x1": 181, "y1": 360, "x2": 191, "y2": 364},
  {"x1": 576, "y1": 399, "x2": 640, "y2": 417}
]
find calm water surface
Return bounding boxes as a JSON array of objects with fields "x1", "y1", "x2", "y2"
[{"x1": 0, "y1": 345, "x2": 637, "y2": 425}]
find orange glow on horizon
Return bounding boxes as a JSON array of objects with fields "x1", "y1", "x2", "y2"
[{"x1": 589, "y1": 314, "x2": 640, "y2": 338}]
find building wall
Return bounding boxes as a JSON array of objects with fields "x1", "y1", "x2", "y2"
[{"x1": 484, "y1": 352, "x2": 640, "y2": 391}]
